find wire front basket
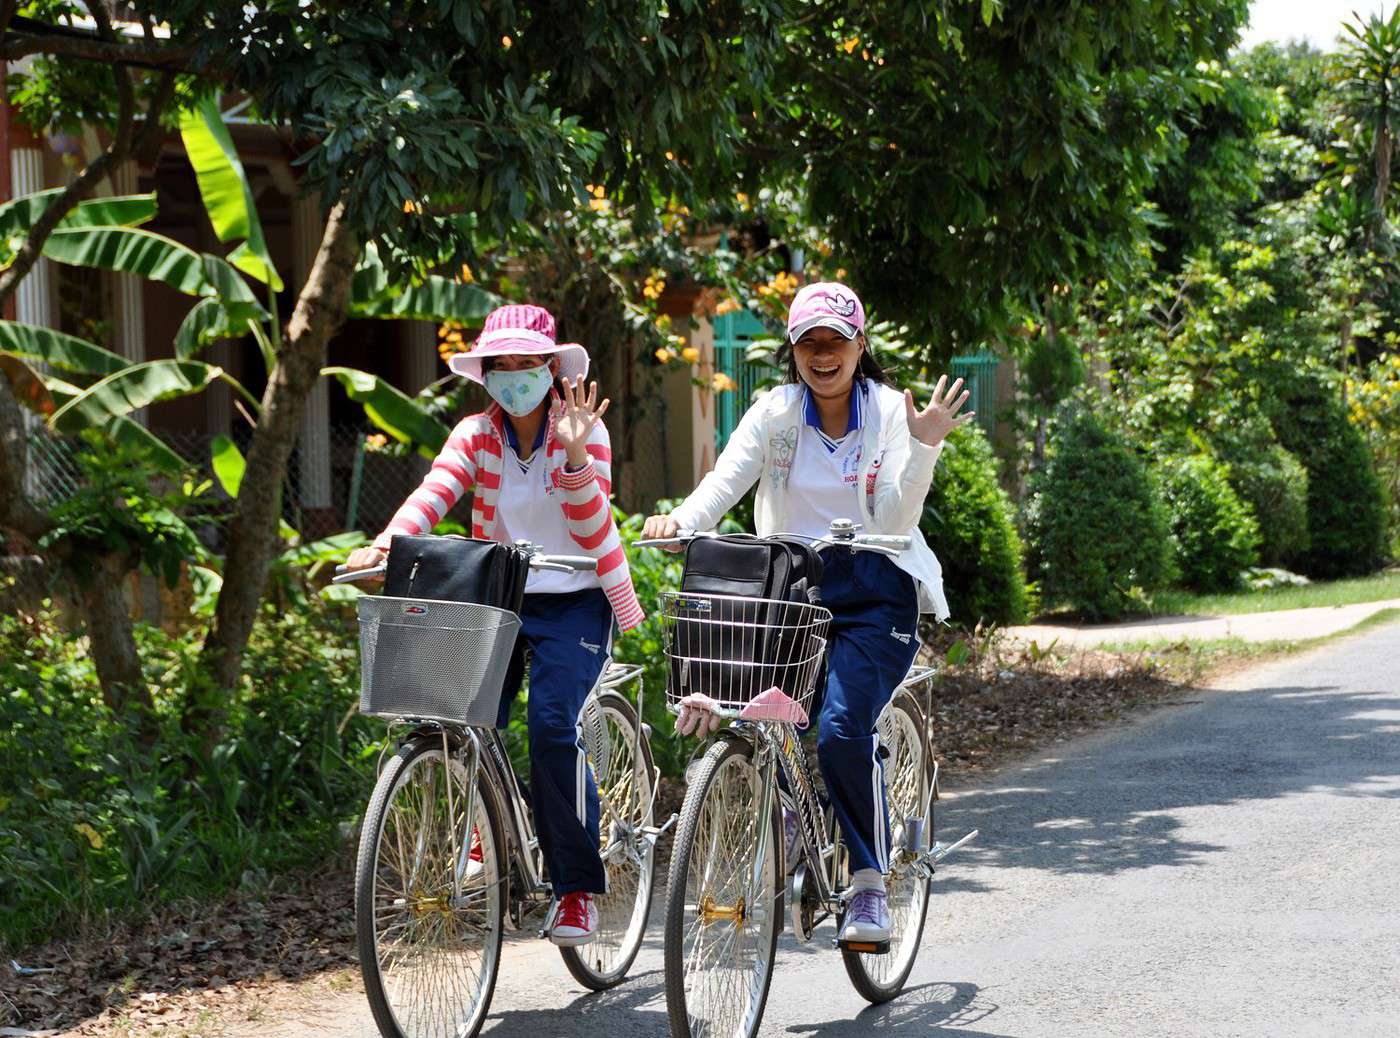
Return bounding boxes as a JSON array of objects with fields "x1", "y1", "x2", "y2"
[
  {"x1": 357, "y1": 596, "x2": 521, "y2": 727},
  {"x1": 658, "y1": 591, "x2": 832, "y2": 716}
]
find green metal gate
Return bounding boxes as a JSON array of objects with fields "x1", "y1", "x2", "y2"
[
  {"x1": 713, "y1": 309, "x2": 778, "y2": 451},
  {"x1": 949, "y1": 350, "x2": 999, "y2": 438}
]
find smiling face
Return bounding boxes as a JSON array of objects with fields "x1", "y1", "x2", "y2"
[{"x1": 791, "y1": 327, "x2": 864, "y2": 399}]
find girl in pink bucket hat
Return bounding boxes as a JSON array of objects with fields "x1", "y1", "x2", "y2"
[
  {"x1": 644, "y1": 280, "x2": 973, "y2": 945},
  {"x1": 347, "y1": 303, "x2": 644, "y2": 947}
]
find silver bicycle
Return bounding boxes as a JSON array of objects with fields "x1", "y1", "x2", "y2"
[
  {"x1": 335, "y1": 541, "x2": 670, "y2": 1038},
  {"x1": 640, "y1": 520, "x2": 978, "y2": 1038}
]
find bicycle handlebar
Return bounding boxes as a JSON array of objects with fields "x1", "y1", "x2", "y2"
[
  {"x1": 332, "y1": 550, "x2": 597, "y2": 584},
  {"x1": 637, "y1": 523, "x2": 910, "y2": 557}
]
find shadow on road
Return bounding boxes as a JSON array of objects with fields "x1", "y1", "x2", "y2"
[
  {"x1": 484, "y1": 968, "x2": 669, "y2": 1035},
  {"x1": 785, "y1": 980, "x2": 1013, "y2": 1036},
  {"x1": 936, "y1": 674, "x2": 1400, "y2": 890}
]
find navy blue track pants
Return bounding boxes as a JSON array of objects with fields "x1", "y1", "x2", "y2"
[
  {"x1": 496, "y1": 587, "x2": 612, "y2": 896},
  {"x1": 814, "y1": 550, "x2": 921, "y2": 875}
]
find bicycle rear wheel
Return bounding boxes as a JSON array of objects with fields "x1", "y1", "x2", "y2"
[
  {"x1": 356, "y1": 735, "x2": 505, "y2": 1038},
  {"x1": 842, "y1": 690, "x2": 933, "y2": 1003},
  {"x1": 664, "y1": 736, "x2": 782, "y2": 1038},
  {"x1": 560, "y1": 690, "x2": 658, "y2": 989}
]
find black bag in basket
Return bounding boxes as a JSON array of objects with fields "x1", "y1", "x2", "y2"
[
  {"x1": 671, "y1": 535, "x2": 824, "y2": 707},
  {"x1": 383, "y1": 534, "x2": 530, "y2": 612}
]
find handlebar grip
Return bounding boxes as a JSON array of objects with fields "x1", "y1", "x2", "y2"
[
  {"x1": 530, "y1": 554, "x2": 598, "y2": 571},
  {"x1": 332, "y1": 564, "x2": 386, "y2": 583},
  {"x1": 859, "y1": 535, "x2": 912, "y2": 549}
]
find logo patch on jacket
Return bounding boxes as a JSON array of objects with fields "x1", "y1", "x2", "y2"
[
  {"x1": 579, "y1": 638, "x2": 601, "y2": 654},
  {"x1": 889, "y1": 627, "x2": 912, "y2": 645}
]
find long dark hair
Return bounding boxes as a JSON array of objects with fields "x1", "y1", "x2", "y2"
[{"x1": 780, "y1": 333, "x2": 890, "y2": 386}]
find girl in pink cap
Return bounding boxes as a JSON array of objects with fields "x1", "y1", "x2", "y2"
[
  {"x1": 347, "y1": 303, "x2": 644, "y2": 946},
  {"x1": 643, "y1": 282, "x2": 972, "y2": 944}
]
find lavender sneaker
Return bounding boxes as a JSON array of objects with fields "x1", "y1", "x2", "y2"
[{"x1": 839, "y1": 889, "x2": 891, "y2": 943}]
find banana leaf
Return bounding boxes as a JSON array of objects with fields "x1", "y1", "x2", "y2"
[
  {"x1": 323, "y1": 366, "x2": 450, "y2": 455},
  {"x1": 180, "y1": 95, "x2": 283, "y2": 291},
  {"x1": 0, "y1": 321, "x2": 129, "y2": 375},
  {"x1": 49, "y1": 359, "x2": 234, "y2": 434}
]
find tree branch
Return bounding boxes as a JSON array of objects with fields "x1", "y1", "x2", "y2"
[
  {"x1": 0, "y1": 7, "x2": 161, "y2": 312},
  {"x1": 1, "y1": 30, "x2": 198, "y2": 72}
]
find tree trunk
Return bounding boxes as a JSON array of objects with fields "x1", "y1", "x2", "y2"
[
  {"x1": 196, "y1": 202, "x2": 360, "y2": 726},
  {"x1": 79, "y1": 555, "x2": 154, "y2": 714}
]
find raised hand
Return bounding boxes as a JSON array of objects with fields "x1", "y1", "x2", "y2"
[
  {"x1": 904, "y1": 375, "x2": 975, "y2": 446},
  {"x1": 555, "y1": 376, "x2": 610, "y2": 467}
]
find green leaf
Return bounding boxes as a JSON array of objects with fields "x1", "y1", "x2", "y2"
[
  {"x1": 43, "y1": 375, "x2": 186, "y2": 474},
  {"x1": 43, "y1": 226, "x2": 211, "y2": 295},
  {"x1": 180, "y1": 95, "x2": 284, "y2": 290},
  {"x1": 49, "y1": 359, "x2": 227, "y2": 433},
  {"x1": 210, "y1": 434, "x2": 245, "y2": 497},
  {"x1": 349, "y1": 275, "x2": 499, "y2": 321},
  {"x1": 0, "y1": 320, "x2": 128, "y2": 375},
  {"x1": 0, "y1": 189, "x2": 156, "y2": 248},
  {"x1": 324, "y1": 366, "x2": 451, "y2": 455}
]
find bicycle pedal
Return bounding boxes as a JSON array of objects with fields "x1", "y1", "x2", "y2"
[{"x1": 837, "y1": 937, "x2": 891, "y2": 955}]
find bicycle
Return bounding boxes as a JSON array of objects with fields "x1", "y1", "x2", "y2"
[
  {"x1": 335, "y1": 540, "x2": 672, "y2": 1038},
  {"x1": 639, "y1": 519, "x2": 979, "y2": 1038}
]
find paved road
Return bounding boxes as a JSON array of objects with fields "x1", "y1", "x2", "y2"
[{"x1": 244, "y1": 619, "x2": 1400, "y2": 1037}]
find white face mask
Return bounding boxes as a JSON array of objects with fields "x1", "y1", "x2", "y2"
[{"x1": 484, "y1": 363, "x2": 553, "y2": 417}]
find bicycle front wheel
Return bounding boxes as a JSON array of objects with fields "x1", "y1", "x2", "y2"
[
  {"x1": 560, "y1": 690, "x2": 658, "y2": 989},
  {"x1": 356, "y1": 735, "x2": 505, "y2": 1038},
  {"x1": 842, "y1": 690, "x2": 933, "y2": 1003},
  {"x1": 664, "y1": 736, "x2": 782, "y2": 1038}
]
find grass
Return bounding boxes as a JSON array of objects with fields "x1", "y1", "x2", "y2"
[
  {"x1": 1094, "y1": 607, "x2": 1400, "y2": 683},
  {"x1": 1147, "y1": 569, "x2": 1400, "y2": 617}
]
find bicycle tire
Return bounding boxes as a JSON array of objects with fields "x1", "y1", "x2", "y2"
[
  {"x1": 356, "y1": 734, "x2": 506, "y2": 1038},
  {"x1": 560, "y1": 690, "x2": 658, "y2": 990},
  {"x1": 841, "y1": 690, "x2": 933, "y2": 1003},
  {"x1": 664, "y1": 736, "x2": 783, "y2": 1038}
]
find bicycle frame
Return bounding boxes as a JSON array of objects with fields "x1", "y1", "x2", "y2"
[
  {"x1": 382, "y1": 659, "x2": 664, "y2": 932},
  {"x1": 702, "y1": 664, "x2": 965, "y2": 939}
]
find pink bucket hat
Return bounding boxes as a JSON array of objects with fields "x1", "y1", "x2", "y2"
[
  {"x1": 447, "y1": 304, "x2": 590, "y2": 385},
  {"x1": 787, "y1": 281, "x2": 866, "y2": 343}
]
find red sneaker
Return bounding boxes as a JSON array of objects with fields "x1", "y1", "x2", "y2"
[{"x1": 548, "y1": 892, "x2": 598, "y2": 947}]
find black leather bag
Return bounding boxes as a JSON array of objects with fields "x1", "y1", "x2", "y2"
[
  {"x1": 671, "y1": 535, "x2": 825, "y2": 706},
  {"x1": 383, "y1": 535, "x2": 530, "y2": 612}
]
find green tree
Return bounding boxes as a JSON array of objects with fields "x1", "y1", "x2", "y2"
[{"x1": 1024, "y1": 410, "x2": 1173, "y2": 620}]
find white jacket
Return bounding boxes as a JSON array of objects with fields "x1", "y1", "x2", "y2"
[{"x1": 670, "y1": 381, "x2": 950, "y2": 619}]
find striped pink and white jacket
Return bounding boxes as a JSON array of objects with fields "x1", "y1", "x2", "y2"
[{"x1": 371, "y1": 401, "x2": 645, "y2": 631}]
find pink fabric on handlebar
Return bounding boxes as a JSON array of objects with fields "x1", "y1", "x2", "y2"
[{"x1": 738, "y1": 687, "x2": 808, "y2": 726}]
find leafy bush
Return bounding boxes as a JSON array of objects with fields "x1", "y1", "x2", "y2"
[
  {"x1": 1216, "y1": 438, "x2": 1310, "y2": 568},
  {"x1": 1157, "y1": 454, "x2": 1261, "y2": 592},
  {"x1": 0, "y1": 598, "x2": 377, "y2": 951},
  {"x1": 1273, "y1": 382, "x2": 1388, "y2": 578},
  {"x1": 1023, "y1": 411, "x2": 1173, "y2": 620},
  {"x1": 921, "y1": 424, "x2": 1030, "y2": 626}
]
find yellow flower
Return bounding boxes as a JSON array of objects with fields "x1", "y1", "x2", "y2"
[
  {"x1": 75, "y1": 822, "x2": 104, "y2": 850},
  {"x1": 711, "y1": 372, "x2": 738, "y2": 393},
  {"x1": 459, "y1": 263, "x2": 474, "y2": 283},
  {"x1": 715, "y1": 297, "x2": 741, "y2": 316},
  {"x1": 655, "y1": 347, "x2": 676, "y2": 363},
  {"x1": 402, "y1": 199, "x2": 421, "y2": 215},
  {"x1": 841, "y1": 36, "x2": 860, "y2": 54},
  {"x1": 365, "y1": 433, "x2": 390, "y2": 452},
  {"x1": 501, "y1": 34, "x2": 513, "y2": 49},
  {"x1": 681, "y1": 346, "x2": 700, "y2": 363}
]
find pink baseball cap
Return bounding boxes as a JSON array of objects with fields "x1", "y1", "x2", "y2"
[
  {"x1": 787, "y1": 282, "x2": 865, "y2": 343},
  {"x1": 447, "y1": 303, "x2": 589, "y2": 385}
]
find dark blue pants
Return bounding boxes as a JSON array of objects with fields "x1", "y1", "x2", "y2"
[
  {"x1": 496, "y1": 588, "x2": 612, "y2": 895},
  {"x1": 815, "y1": 551, "x2": 920, "y2": 875}
]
